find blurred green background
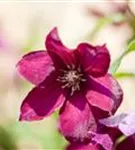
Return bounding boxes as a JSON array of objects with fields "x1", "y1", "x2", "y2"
[{"x1": 0, "y1": 0, "x2": 135, "y2": 149}]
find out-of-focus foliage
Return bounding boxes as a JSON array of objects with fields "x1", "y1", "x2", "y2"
[
  {"x1": 114, "y1": 72, "x2": 135, "y2": 79},
  {"x1": 4, "y1": 114, "x2": 67, "y2": 149},
  {"x1": 109, "y1": 39, "x2": 135, "y2": 74},
  {"x1": 85, "y1": 13, "x2": 126, "y2": 41},
  {"x1": 22, "y1": 17, "x2": 41, "y2": 53},
  {"x1": 0, "y1": 126, "x2": 17, "y2": 150}
]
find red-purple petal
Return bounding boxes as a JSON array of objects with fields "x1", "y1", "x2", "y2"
[
  {"x1": 85, "y1": 74, "x2": 123, "y2": 113},
  {"x1": 45, "y1": 27, "x2": 76, "y2": 68},
  {"x1": 59, "y1": 92, "x2": 97, "y2": 142},
  {"x1": 66, "y1": 143, "x2": 100, "y2": 150},
  {"x1": 77, "y1": 43, "x2": 110, "y2": 77},
  {"x1": 19, "y1": 73, "x2": 66, "y2": 121},
  {"x1": 17, "y1": 50, "x2": 54, "y2": 85}
]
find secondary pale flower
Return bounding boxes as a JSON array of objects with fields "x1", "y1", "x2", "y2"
[{"x1": 67, "y1": 112, "x2": 135, "y2": 150}]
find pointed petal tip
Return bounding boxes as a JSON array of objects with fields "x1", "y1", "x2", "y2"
[
  {"x1": 51, "y1": 27, "x2": 58, "y2": 33},
  {"x1": 45, "y1": 27, "x2": 76, "y2": 67},
  {"x1": 19, "y1": 116, "x2": 22, "y2": 122},
  {"x1": 19, "y1": 114, "x2": 25, "y2": 122},
  {"x1": 46, "y1": 27, "x2": 59, "y2": 42},
  {"x1": 102, "y1": 43, "x2": 107, "y2": 47}
]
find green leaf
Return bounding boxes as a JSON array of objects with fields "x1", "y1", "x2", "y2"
[
  {"x1": 125, "y1": 39, "x2": 135, "y2": 53},
  {"x1": 109, "y1": 57, "x2": 122, "y2": 75},
  {"x1": 86, "y1": 18, "x2": 109, "y2": 41},
  {"x1": 115, "y1": 135, "x2": 126, "y2": 147},
  {"x1": 109, "y1": 39, "x2": 135, "y2": 74},
  {"x1": 114, "y1": 72, "x2": 135, "y2": 79}
]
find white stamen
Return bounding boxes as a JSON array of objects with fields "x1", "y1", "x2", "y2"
[
  {"x1": 77, "y1": 66, "x2": 81, "y2": 72},
  {"x1": 57, "y1": 66, "x2": 86, "y2": 95},
  {"x1": 71, "y1": 64, "x2": 75, "y2": 69},
  {"x1": 67, "y1": 65, "x2": 71, "y2": 69}
]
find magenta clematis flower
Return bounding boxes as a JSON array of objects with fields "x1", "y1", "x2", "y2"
[{"x1": 17, "y1": 27, "x2": 123, "y2": 141}]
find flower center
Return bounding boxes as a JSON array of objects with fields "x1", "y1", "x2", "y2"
[{"x1": 57, "y1": 65, "x2": 86, "y2": 95}]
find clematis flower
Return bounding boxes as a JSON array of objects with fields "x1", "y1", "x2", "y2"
[
  {"x1": 17, "y1": 27, "x2": 123, "y2": 141},
  {"x1": 66, "y1": 111, "x2": 135, "y2": 150}
]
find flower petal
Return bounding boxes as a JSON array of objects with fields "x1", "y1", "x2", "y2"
[
  {"x1": 77, "y1": 43, "x2": 110, "y2": 77},
  {"x1": 59, "y1": 92, "x2": 97, "y2": 142},
  {"x1": 100, "y1": 112, "x2": 135, "y2": 137},
  {"x1": 119, "y1": 112, "x2": 135, "y2": 136},
  {"x1": 45, "y1": 27, "x2": 76, "y2": 68},
  {"x1": 92, "y1": 133, "x2": 113, "y2": 150},
  {"x1": 66, "y1": 143, "x2": 100, "y2": 150},
  {"x1": 19, "y1": 73, "x2": 66, "y2": 121},
  {"x1": 99, "y1": 113, "x2": 128, "y2": 128},
  {"x1": 85, "y1": 74, "x2": 123, "y2": 113},
  {"x1": 17, "y1": 50, "x2": 54, "y2": 85}
]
